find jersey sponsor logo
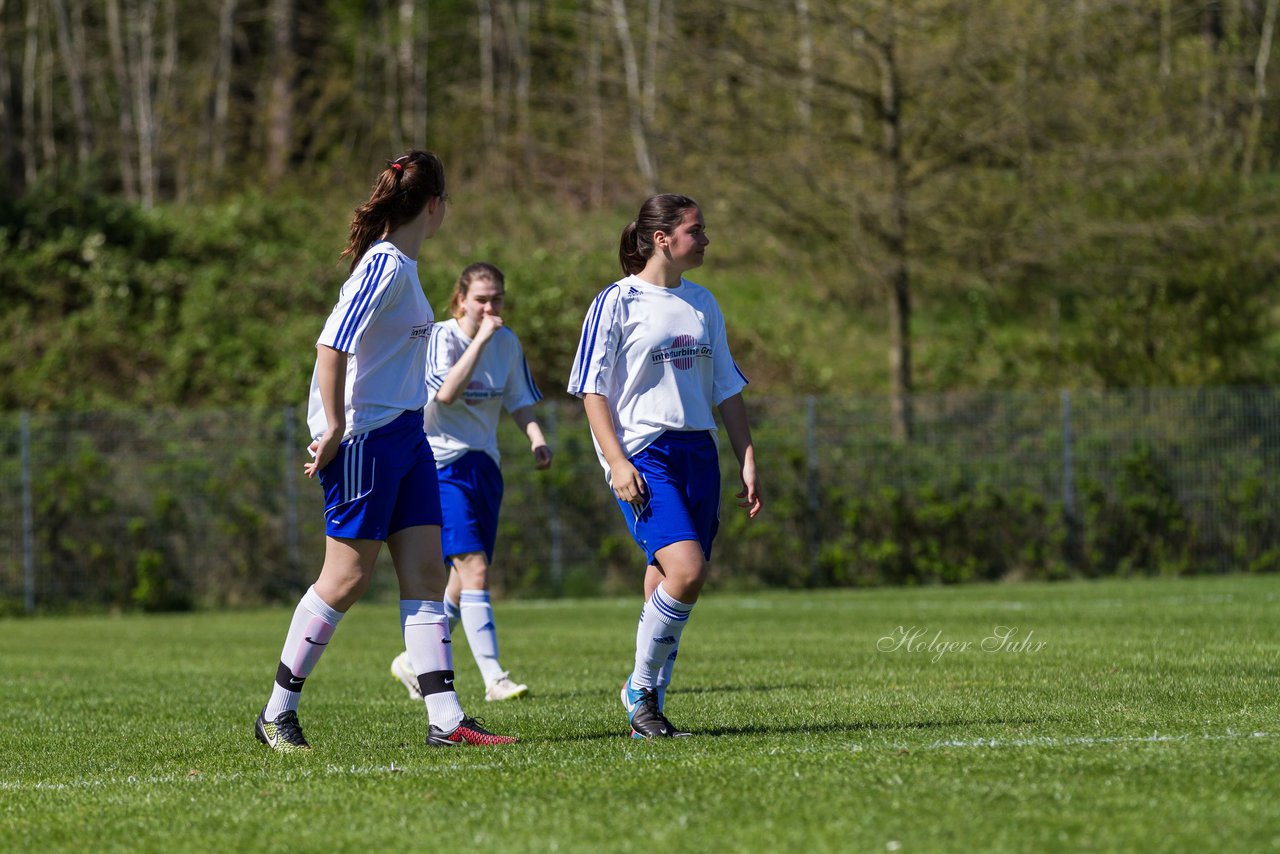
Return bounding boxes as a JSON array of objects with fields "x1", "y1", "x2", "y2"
[
  {"x1": 650, "y1": 334, "x2": 711, "y2": 370},
  {"x1": 463, "y1": 380, "x2": 504, "y2": 405},
  {"x1": 410, "y1": 322, "x2": 434, "y2": 339}
]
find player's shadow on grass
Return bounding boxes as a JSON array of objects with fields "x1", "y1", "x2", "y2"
[
  {"x1": 539, "y1": 712, "x2": 1047, "y2": 743},
  {"x1": 696, "y1": 717, "x2": 1046, "y2": 738},
  {"x1": 530, "y1": 681, "x2": 810, "y2": 702}
]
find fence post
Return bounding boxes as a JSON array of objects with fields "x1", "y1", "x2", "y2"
[
  {"x1": 21, "y1": 412, "x2": 35, "y2": 613},
  {"x1": 546, "y1": 404, "x2": 563, "y2": 594},
  {"x1": 1061, "y1": 389, "x2": 1081, "y2": 569},
  {"x1": 283, "y1": 406, "x2": 300, "y2": 581},
  {"x1": 806, "y1": 395, "x2": 820, "y2": 580}
]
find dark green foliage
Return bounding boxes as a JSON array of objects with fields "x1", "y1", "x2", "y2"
[{"x1": 1080, "y1": 442, "x2": 1196, "y2": 578}]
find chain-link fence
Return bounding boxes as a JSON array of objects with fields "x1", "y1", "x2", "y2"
[{"x1": 3, "y1": 387, "x2": 1278, "y2": 613}]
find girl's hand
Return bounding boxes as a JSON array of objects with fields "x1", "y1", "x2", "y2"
[
  {"x1": 610, "y1": 460, "x2": 647, "y2": 508},
  {"x1": 475, "y1": 314, "x2": 505, "y2": 342},
  {"x1": 304, "y1": 430, "x2": 342, "y2": 478},
  {"x1": 532, "y1": 442, "x2": 553, "y2": 470},
  {"x1": 736, "y1": 457, "x2": 762, "y2": 518}
]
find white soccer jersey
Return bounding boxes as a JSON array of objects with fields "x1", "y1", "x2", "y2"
[
  {"x1": 567, "y1": 274, "x2": 748, "y2": 474},
  {"x1": 423, "y1": 319, "x2": 543, "y2": 467},
  {"x1": 306, "y1": 242, "x2": 435, "y2": 440}
]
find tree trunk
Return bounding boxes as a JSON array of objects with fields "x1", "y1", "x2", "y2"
[
  {"x1": 397, "y1": 0, "x2": 427, "y2": 148},
  {"x1": 478, "y1": 0, "x2": 497, "y2": 150},
  {"x1": 642, "y1": 0, "x2": 661, "y2": 126},
  {"x1": 105, "y1": 0, "x2": 139, "y2": 200},
  {"x1": 210, "y1": 0, "x2": 238, "y2": 179},
  {"x1": 159, "y1": 0, "x2": 179, "y2": 198},
  {"x1": 498, "y1": 0, "x2": 533, "y2": 176},
  {"x1": 265, "y1": 0, "x2": 293, "y2": 183},
  {"x1": 794, "y1": 0, "x2": 813, "y2": 129},
  {"x1": 0, "y1": 0, "x2": 18, "y2": 194},
  {"x1": 49, "y1": 0, "x2": 92, "y2": 166},
  {"x1": 129, "y1": 0, "x2": 159, "y2": 208},
  {"x1": 1243, "y1": 0, "x2": 1278, "y2": 178},
  {"x1": 585, "y1": 0, "x2": 605, "y2": 207},
  {"x1": 609, "y1": 0, "x2": 657, "y2": 194},
  {"x1": 515, "y1": 0, "x2": 532, "y2": 173},
  {"x1": 880, "y1": 0, "x2": 912, "y2": 441},
  {"x1": 1159, "y1": 0, "x2": 1172, "y2": 77},
  {"x1": 21, "y1": 0, "x2": 39, "y2": 187}
]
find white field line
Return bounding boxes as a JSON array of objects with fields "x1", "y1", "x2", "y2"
[
  {"x1": 879, "y1": 729, "x2": 1276, "y2": 752},
  {"x1": 3, "y1": 730, "x2": 1275, "y2": 792}
]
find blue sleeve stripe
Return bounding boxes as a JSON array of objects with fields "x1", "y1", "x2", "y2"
[
  {"x1": 424, "y1": 324, "x2": 446, "y2": 389},
  {"x1": 572, "y1": 285, "x2": 616, "y2": 395},
  {"x1": 733, "y1": 359, "x2": 749, "y2": 385},
  {"x1": 334, "y1": 252, "x2": 390, "y2": 352}
]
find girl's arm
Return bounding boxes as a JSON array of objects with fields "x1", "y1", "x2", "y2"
[
  {"x1": 583, "y1": 392, "x2": 646, "y2": 505},
  {"x1": 718, "y1": 392, "x2": 762, "y2": 517},
  {"x1": 306, "y1": 345, "x2": 348, "y2": 478},
  {"x1": 510, "y1": 405, "x2": 553, "y2": 470},
  {"x1": 434, "y1": 316, "x2": 503, "y2": 405}
]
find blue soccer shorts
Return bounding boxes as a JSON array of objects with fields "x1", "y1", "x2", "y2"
[
  {"x1": 318, "y1": 410, "x2": 443, "y2": 540},
  {"x1": 616, "y1": 430, "x2": 721, "y2": 565},
  {"x1": 436, "y1": 450, "x2": 505, "y2": 564}
]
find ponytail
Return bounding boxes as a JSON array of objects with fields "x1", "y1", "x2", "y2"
[
  {"x1": 618, "y1": 222, "x2": 645, "y2": 276},
  {"x1": 617, "y1": 193, "x2": 699, "y2": 276},
  {"x1": 341, "y1": 150, "x2": 447, "y2": 272}
]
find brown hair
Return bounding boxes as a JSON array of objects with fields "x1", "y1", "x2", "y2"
[
  {"x1": 618, "y1": 193, "x2": 699, "y2": 275},
  {"x1": 449, "y1": 261, "x2": 506, "y2": 320},
  {"x1": 341, "y1": 150, "x2": 447, "y2": 272}
]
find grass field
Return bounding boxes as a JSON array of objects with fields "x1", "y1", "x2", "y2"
[{"x1": 2, "y1": 574, "x2": 1278, "y2": 852}]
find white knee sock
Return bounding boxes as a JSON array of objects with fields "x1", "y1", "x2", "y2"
[
  {"x1": 656, "y1": 647, "x2": 678, "y2": 709},
  {"x1": 264, "y1": 586, "x2": 343, "y2": 719},
  {"x1": 460, "y1": 589, "x2": 504, "y2": 685},
  {"x1": 401, "y1": 599, "x2": 464, "y2": 732},
  {"x1": 630, "y1": 584, "x2": 693, "y2": 691},
  {"x1": 443, "y1": 592, "x2": 461, "y2": 631}
]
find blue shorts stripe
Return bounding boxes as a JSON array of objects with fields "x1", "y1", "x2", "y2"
[
  {"x1": 615, "y1": 430, "x2": 721, "y2": 565},
  {"x1": 318, "y1": 411, "x2": 442, "y2": 540}
]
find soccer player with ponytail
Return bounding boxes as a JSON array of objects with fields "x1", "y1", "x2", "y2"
[
  {"x1": 568, "y1": 193, "x2": 763, "y2": 739},
  {"x1": 254, "y1": 151, "x2": 517, "y2": 752}
]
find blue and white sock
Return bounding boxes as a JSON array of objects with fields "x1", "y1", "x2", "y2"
[
  {"x1": 656, "y1": 648, "x2": 678, "y2": 709},
  {"x1": 629, "y1": 584, "x2": 693, "y2": 693},
  {"x1": 265, "y1": 585, "x2": 343, "y2": 720},
  {"x1": 401, "y1": 599, "x2": 464, "y2": 732},
  {"x1": 460, "y1": 589, "x2": 504, "y2": 685},
  {"x1": 443, "y1": 593, "x2": 461, "y2": 631}
]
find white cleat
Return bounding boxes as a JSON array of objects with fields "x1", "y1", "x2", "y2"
[
  {"x1": 390, "y1": 652, "x2": 423, "y2": 701},
  {"x1": 485, "y1": 672, "x2": 529, "y2": 702}
]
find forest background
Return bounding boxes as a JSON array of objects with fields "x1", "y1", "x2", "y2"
[
  {"x1": 4, "y1": 0, "x2": 1280, "y2": 417},
  {"x1": 3, "y1": 0, "x2": 1280, "y2": 608}
]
